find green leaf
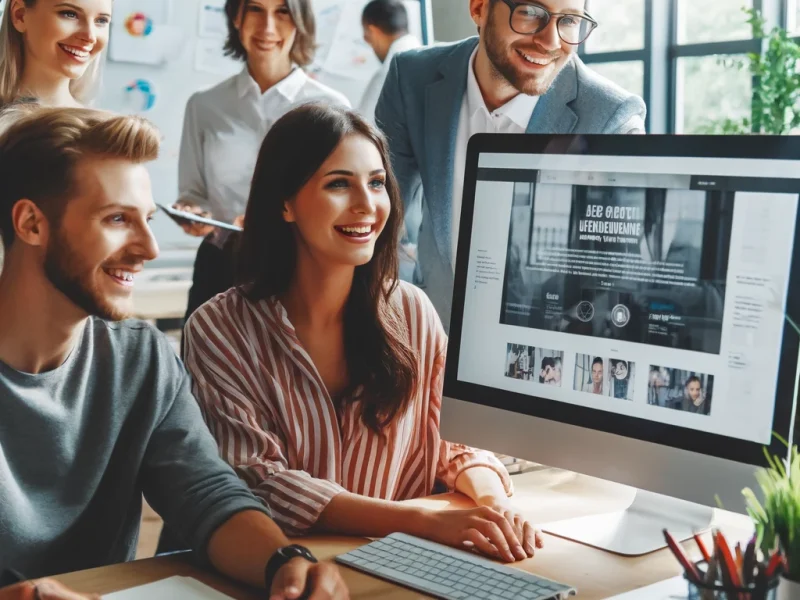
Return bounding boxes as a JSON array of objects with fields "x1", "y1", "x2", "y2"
[{"x1": 711, "y1": 10, "x2": 800, "y2": 135}]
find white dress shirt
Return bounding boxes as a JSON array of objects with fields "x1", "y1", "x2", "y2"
[
  {"x1": 451, "y1": 49, "x2": 539, "y2": 264},
  {"x1": 178, "y1": 67, "x2": 350, "y2": 224},
  {"x1": 359, "y1": 34, "x2": 421, "y2": 124}
]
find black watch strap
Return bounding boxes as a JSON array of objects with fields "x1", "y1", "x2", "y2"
[{"x1": 264, "y1": 544, "x2": 318, "y2": 592}]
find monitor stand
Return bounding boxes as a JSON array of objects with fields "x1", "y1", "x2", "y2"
[{"x1": 541, "y1": 488, "x2": 716, "y2": 556}]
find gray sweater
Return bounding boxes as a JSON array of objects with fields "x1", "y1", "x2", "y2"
[{"x1": 0, "y1": 318, "x2": 270, "y2": 578}]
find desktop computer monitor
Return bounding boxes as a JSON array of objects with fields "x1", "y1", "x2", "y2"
[{"x1": 440, "y1": 134, "x2": 799, "y2": 556}]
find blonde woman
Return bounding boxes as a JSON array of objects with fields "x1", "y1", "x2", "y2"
[
  {"x1": 0, "y1": 0, "x2": 110, "y2": 270},
  {"x1": 0, "y1": 0, "x2": 110, "y2": 107}
]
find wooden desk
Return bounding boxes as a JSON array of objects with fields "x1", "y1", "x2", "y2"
[{"x1": 54, "y1": 469, "x2": 752, "y2": 599}]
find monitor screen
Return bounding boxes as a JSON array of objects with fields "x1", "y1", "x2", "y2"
[{"x1": 448, "y1": 136, "x2": 799, "y2": 464}]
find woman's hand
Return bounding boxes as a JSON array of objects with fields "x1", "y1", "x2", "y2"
[
  {"x1": 172, "y1": 202, "x2": 215, "y2": 237},
  {"x1": 478, "y1": 499, "x2": 544, "y2": 560},
  {"x1": 425, "y1": 505, "x2": 540, "y2": 563}
]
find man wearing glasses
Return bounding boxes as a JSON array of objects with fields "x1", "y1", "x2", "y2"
[{"x1": 375, "y1": 0, "x2": 646, "y2": 329}]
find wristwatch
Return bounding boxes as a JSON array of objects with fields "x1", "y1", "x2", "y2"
[{"x1": 264, "y1": 545, "x2": 318, "y2": 592}]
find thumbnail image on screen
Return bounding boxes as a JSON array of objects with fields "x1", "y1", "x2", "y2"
[
  {"x1": 573, "y1": 355, "x2": 636, "y2": 400},
  {"x1": 648, "y1": 366, "x2": 713, "y2": 416},
  {"x1": 500, "y1": 181, "x2": 734, "y2": 355},
  {"x1": 608, "y1": 358, "x2": 635, "y2": 401},
  {"x1": 505, "y1": 344, "x2": 564, "y2": 386},
  {"x1": 536, "y1": 348, "x2": 564, "y2": 387},
  {"x1": 574, "y1": 354, "x2": 608, "y2": 396},
  {"x1": 505, "y1": 343, "x2": 535, "y2": 381}
]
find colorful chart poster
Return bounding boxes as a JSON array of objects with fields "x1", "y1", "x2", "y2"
[{"x1": 109, "y1": 0, "x2": 177, "y2": 65}]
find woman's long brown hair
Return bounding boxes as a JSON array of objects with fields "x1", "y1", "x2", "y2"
[{"x1": 236, "y1": 103, "x2": 417, "y2": 433}]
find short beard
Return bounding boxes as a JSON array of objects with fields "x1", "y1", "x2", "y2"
[
  {"x1": 483, "y1": 6, "x2": 568, "y2": 97},
  {"x1": 44, "y1": 230, "x2": 131, "y2": 321}
]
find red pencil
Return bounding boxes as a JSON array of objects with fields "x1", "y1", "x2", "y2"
[
  {"x1": 693, "y1": 533, "x2": 712, "y2": 563},
  {"x1": 715, "y1": 531, "x2": 743, "y2": 589},
  {"x1": 766, "y1": 552, "x2": 785, "y2": 578},
  {"x1": 664, "y1": 530, "x2": 703, "y2": 582}
]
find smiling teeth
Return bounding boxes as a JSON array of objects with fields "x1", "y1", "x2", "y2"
[
  {"x1": 108, "y1": 269, "x2": 134, "y2": 282},
  {"x1": 339, "y1": 225, "x2": 371, "y2": 234},
  {"x1": 518, "y1": 51, "x2": 552, "y2": 66},
  {"x1": 62, "y1": 45, "x2": 90, "y2": 58}
]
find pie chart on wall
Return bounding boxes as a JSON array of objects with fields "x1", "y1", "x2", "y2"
[
  {"x1": 125, "y1": 12, "x2": 154, "y2": 37},
  {"x1": 125, "y1": 79, "x2": 157, "y2": 112}
]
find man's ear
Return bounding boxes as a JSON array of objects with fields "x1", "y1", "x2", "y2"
[
  {"x1": 470, "y1": 0, "x2": 489, "y2": 29},
  {"x1": 364, "y1": 23, "x2": 380, "y2": 41},
  {"x1": 11, "y1": 199, "x2": 48, "y2": 247}
]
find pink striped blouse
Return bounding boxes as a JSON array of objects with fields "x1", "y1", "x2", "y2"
[{"x1": 184, "y1": 280, "x2": 512, "y2": 535}]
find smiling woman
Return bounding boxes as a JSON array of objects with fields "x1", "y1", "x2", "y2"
[
  {"x1": 182, "y1": 104, "x2": 540, "y2": 565},
  {"x1": 0, "y1": 0, "x2": 112, "y2": 107}
]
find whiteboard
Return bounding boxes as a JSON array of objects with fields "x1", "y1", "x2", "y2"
[{"x1": 94, "y1": 0, "x2": 426, "y2": 262}]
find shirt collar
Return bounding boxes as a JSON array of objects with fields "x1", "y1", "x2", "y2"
[
  {"x1": 236, "y1": 66, "x2": 307, "y2": 103},
  {"x1": 387, "y1": 34, "x2": 420, "y2": 60},
  {"x1": 465, "y1": 48, "x2": 538, "y2": 130}
]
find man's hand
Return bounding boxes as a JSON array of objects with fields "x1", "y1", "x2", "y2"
[
  {"x1": 269, "y1": 558, "x2": 348, "y2": 600},
  {"x1": 172, "y1": 202, "x2": 215, "y2": 237},
  {"x1": 0, "y1": 579, "x2": 99, "y2": 600}
]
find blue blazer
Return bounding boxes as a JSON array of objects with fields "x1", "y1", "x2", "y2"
[{"x1": 375, "y1": 37, "x2": 647, "y2": 329}]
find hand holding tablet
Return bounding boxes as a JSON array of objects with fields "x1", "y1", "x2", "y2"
[{"x1": 159, "y1": 203, "x2": 243, "y2": 234}]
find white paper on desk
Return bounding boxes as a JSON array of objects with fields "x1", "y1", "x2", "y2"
[
  {"x1": 604, "y1": 575, "x2": 688, "y2": 600},
  {"x1": 103, "y1": 576, "x2": 234, "y2": 600}
]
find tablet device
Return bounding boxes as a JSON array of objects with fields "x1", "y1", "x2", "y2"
[{"x1": 157, "y1": 203, "x2": 243, "y2": 232}]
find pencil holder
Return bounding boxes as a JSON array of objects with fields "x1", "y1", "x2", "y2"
[{"x1": 685, "y1": 561, "x2": 781, "y2": 600}]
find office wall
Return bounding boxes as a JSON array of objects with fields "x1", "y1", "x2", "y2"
[{"x1": 431, "y1": 0, "x2": 475, "y2": 42}]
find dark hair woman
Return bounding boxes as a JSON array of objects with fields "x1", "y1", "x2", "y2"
[{"x1": 184, "y1": 103, "x2": 541, "y2": 563}]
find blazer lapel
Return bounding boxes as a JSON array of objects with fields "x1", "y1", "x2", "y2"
[
  {"x1": 527, "y1": 58, "x2": 579, "y2": 134},
  {"x1": 424, "y1": 39, "x2": 476, "y2": 266}
]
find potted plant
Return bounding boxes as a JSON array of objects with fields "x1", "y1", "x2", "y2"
[
  {"x1": 699, "y1": 7, "x2": 800, "y2": 134},
  {"x1": 742, "y1": 435, "x2": 800, "y2": 598}
]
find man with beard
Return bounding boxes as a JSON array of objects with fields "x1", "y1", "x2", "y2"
[
  {"x1": 376, "y1": 0, "x2": 646, "y2": 328},
  {"x1": 679, "y1": 375, "x2": 711, "y2": 416},
  {"x1": 0, "y1": 107, "x2": 347, "y2": 600}
]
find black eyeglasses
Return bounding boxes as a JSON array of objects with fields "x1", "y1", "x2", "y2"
[{"x1": 499, "y1": 0, "x2": 598, "y2": 45}]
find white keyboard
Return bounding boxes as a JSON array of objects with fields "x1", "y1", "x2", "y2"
[{"x1": 335, "y1": 532, "x2": 576, "y2": 600}]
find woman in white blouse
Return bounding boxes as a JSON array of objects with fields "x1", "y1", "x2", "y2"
[{"x1": 174, "y1": 0, "x2": 350, "y2": 319}]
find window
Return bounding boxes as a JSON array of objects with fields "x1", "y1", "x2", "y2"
[
  {"x1": 676, "y1": 0, "x2": 754, "y2": 44},
  {"x1": 794, "y1": 0, "x2": 800, "y2": 33},
  {"x1": 587, "y1": 61, "x2": 645, "y2": 98},
  {"x1": 584, "y1": 0, "x2": 645, "y2": 53},
  {"x1": 675, "y1": 55, "x2": 753, "y2": 134}
]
